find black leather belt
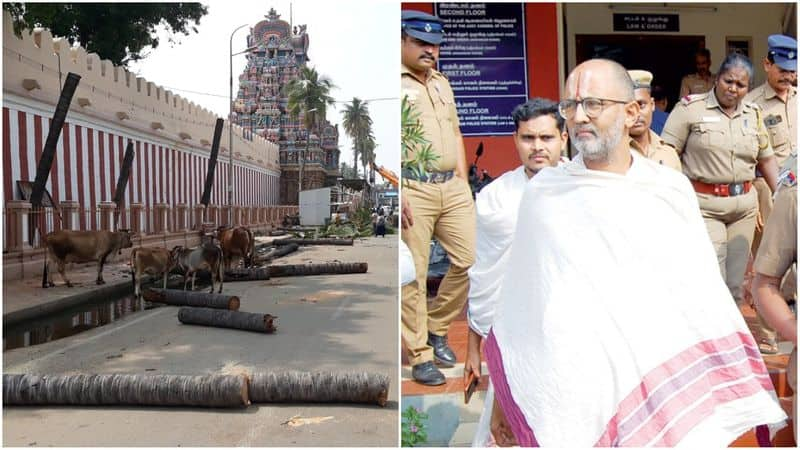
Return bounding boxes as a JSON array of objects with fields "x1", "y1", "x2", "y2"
[{"x1": 402, "y1": 169, "x2": 454, "y2": 184}]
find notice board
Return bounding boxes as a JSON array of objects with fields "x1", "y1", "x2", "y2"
[{"x1": 435, "y1": 3, "x2": 528, "y2": 136}]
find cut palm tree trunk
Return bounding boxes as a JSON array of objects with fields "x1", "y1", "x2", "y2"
[
  {"x1": 224, "y1": 268, "x2": 271, "y2": 281},
  {"x1": 178, "y1": 307, "x2": 277, "y2": 333},
  {"x1": 271, "y1": 238, "x2": 353, "y2": 246},
  {"x1": 261, "y1": 243, "x2": 300, "y2": 261},
  {"x1": 249, "y1": 372, "x2": 389, "y2": 406},
  {"x1": 143, "y1": 288, "x2": 239, "y2": 310},
  {"x1": 3, "y1": 373, "x2": 249, "y2": 407},
  {"x1": 268, "y1": 262, "x2": 367, "y2": 277}
]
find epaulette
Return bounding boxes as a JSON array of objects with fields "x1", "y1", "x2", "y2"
[
  {"x1": 680, "y1": 93, "x2": 706, "y2": 106},
  {"x1": 432, "y1": 69, "x2": 448, "y2": 81},
  {"x1": 743, "y1": 100, "x2": 762, "y2": 111}
]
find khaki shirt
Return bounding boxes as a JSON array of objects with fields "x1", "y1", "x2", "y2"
[
  {"x1": 629, "y1": 130, "x2": 682, "y2": 172},
  {"x1": 754, "y1": 185, "x2": 796, "y2": 278},
  {"x1": 744, "y1": 82, "x2": 797, "y2": 166},
  {"x1": 401, "y1": 65, "x2": 461, "y2": 172},
  {"x1": 661, "y1": 92, "x2": 773, "y2": 184},
  {"x1": 679, "y1": 73, "x2": 715, "y2": 98}
]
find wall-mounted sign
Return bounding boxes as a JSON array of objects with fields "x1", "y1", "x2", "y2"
[
  {"x1": 435, "y1": 3, "x2": 528, "y2": 136},
  {"x1": 613, "y1": 13, "x2": 679, "y2": 32}
]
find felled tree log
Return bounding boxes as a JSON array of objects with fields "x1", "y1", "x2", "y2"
[
  {"x1": 178, "y1": 307, "x2": 277, "y2": 333},
  {"x1": 224, "y1": 267, "x2": 271, "y2": 281},
  {"x1": 268, "y1": 262, "x2": 367, "y2": 277},
  {"x1": 143, "y1": 288, "x2": 239, "y2": 310},
  {"x1": 271, "y1": 238, "x2": 353, "y2": 246},
  {"x1": 262, "y1": 243, "x2": 299, "y2": 260},
  {"x1": 3, "y1": 373, "x2": 249, "y2": 407},
  {"x1": 249, "y1": 372, "x2": 389, "y2": 406}
]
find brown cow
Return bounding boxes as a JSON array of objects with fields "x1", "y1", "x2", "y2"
[
  {"x1": 216, "y1": 226, "x2": 255, "y2": 270},
  {"x1": 43, "y1": 230, "x2": 134, "y2": 288},
  {"x1": 131, "y1": 247, "x2": 177, "y2": 300}
]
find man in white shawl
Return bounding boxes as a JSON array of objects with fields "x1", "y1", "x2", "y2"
[
  {"x1": 465, "y1": 98, "x2": 568, "y2": 446},
  {"x1": 486, "y1": 59, "x2": 787, "y2": 447}
]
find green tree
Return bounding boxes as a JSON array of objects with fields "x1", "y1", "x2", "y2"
[
  {"x1": 342, "y1": 97, "x2": 373, "y2": 181},
  {"x1": 360, "y1": 133, "x2": 376, "y2": 183},
  {"x1": 284, "y1": 66, "x2": 336, "y2": 195},
  {"x1": 3, "y1": 3, "x2": 208, "y2": 66}
]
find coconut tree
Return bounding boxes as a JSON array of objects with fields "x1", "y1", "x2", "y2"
[
  {"x1": 360, "y1": 132, "x2": 377, "y2": 183},
  {"x1": 342, "y1": 97, "x2": 373, "y2": 179},
  {"x1": 284, "y1": 66, "x2": 336, "y2": 196}
]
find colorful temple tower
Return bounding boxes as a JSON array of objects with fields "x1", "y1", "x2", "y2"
[{"x1": 232, "y1": 8, "x2": 340, "y2": 204}]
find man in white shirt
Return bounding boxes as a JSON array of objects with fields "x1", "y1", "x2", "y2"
[{"x1": 465, "y1": 98, "x2": 567, "y2": 445}]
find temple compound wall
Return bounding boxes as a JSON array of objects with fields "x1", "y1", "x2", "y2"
[{"x1": 2, "y1": 12, "x2": 297, "y2": 280}]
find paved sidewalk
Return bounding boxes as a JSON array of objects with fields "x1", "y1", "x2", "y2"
[{"x1": 401, "y1": 303, "x2": 796, "y2": 447}]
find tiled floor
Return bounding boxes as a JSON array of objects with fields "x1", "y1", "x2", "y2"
[{"x1": 401, "y1": 300, "x2": 796, "y2": 447}]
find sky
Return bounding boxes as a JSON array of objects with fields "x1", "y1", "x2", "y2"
[{"x1": 128, "y1": 0, "x2": 400, "y2": 177}]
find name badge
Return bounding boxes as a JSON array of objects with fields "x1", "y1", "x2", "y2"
[{"x1": 701, "y1": 116, "x2": 721, "y2": 123}]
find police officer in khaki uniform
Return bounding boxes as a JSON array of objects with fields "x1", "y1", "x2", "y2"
[
  {"x1": 679, "y1": 48, "x2": 716, "y2": 99},
  {"x1": 744, "y1": 34, "x2": 796, "y2": 354},
  {"x1": 746, "y1": 34, "x2": 797, "y2": 246},
  {"x1": 752, "y1": 176, "x2": 797, "y2": 442},
  {"x1": 401, "y1": 10, "x2": 476, "y2": 386},
  {"x1": 661, "y1": 53, "x2": 780, "y2": 303},
  {"x1": 628, "y1": 70, "x2": 682, "y2": 171}
]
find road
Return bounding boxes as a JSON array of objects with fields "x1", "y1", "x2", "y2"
[{"x1": 3, "y1": 236, "x2": 399, "y2": 446}]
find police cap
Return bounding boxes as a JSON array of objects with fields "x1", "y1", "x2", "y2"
[
  {"x1": 627, "y1": 70, "x2": 654, "y2": 90},
  {"x1": 768, "y1": 34, "x2": 797, "y2": 72},
  {"x1": 402, "y1": 10, "x2": 445, "y2": 45}
]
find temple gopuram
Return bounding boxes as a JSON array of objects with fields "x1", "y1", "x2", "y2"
[{"x1": 232, "y1": 8, "x2": 340, "y2": 204}]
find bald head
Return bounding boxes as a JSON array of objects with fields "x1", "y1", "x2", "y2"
[{"x1": 565, "y1": 59, "x2": 635, "y2": 101}]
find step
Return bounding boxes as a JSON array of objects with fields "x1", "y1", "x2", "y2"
[{"x1": 448, "y1": 421, "x2": 478, "y2": 447}]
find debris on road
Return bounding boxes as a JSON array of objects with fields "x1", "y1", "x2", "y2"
[
  {"x1": 143, "y1": 288, "x2": 240, "y2": 310},
  {"x1": 178, "y1": 307, "x2": 277, "y2": 333}
]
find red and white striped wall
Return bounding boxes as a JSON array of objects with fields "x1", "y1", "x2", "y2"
[{"x1": 3, "y1": 105, "x2": 281, "y2": 232}]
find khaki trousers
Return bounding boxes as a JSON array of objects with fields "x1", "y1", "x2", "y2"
[
  {"x1": 752, "y1": 177, "x2": 779, "y2": 343},
  {"x1": 697, "y1": 189, "x2": 757, "y2": 302},
  {"x1": 401, "y1": 177, "x2": 475, "y2": 366}
]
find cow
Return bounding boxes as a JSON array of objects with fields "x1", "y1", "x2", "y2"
[
  {"x1": 42, "y1": 230, "x2": 134, "y2": 288},
  {"x1": 216, "y1": 226, "x2": 255, "y2": 270},
  {"x1": 171, "y1": 240, "x2": 224, "y2": 293},
  {"x1": 130, "y1": 247, "x2": 177, "y2": 300}
]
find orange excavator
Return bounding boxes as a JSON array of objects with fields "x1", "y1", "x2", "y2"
[{"x1": 370, "y1": 162, "x2": 399, "y2": 188}]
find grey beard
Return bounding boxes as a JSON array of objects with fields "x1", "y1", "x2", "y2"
[{"x1": 570, "y1": 115, "x2": 625, "y2": 164}]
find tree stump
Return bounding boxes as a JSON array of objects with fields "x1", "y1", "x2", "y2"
[
  {"x1": 271, "y1": 238, "x2": 354, "y2": 246},
  {"x1": 224, "y1": 268, "x2": 271, "y2": 281},
  {"x1": 268, "y1": 262, "x2": 368, "y2": 277},
  {"x1": 178, "y1": 307, "x2": 277, "y2": 333},
  {"x1": 143, "y1": 288, "x2": 239, "y2": 310},
  {"x1": 249, "y1": 372, "x2": 389, "y2": 406},
  {"x1": 3, "y1": 373, "x2": 250, "y2": 407}
]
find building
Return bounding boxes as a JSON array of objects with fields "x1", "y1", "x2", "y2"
[
  {"x1": 402, "y1": 2, "x2": 796, "y2": 177},
  {"x1": 232, "y1": 8, "x2": 341, "y2": 205}
]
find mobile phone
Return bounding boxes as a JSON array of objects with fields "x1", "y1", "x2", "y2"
[{"x1": 464, "y1": 372, "x2": 479, "y2": 404}]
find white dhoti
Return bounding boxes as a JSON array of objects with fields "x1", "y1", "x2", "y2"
[
  {"x1": 468, "y1": 166, "x2": 530, "y2": 447},
  {"x1": 485, "y1": 152, "x2": 787, "y2": 447}
]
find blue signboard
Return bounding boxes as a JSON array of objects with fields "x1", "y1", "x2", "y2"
[{"x1": 435, "y1": 3, "x2": 528, "y2": 136}]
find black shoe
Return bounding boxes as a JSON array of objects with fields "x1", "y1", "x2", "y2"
[
  {"x1": 411, "y1": 361, "x2": 445, "y2": 386},
  {"x1": 428, "y1": 332, "x2": 457, "y2": 367}
]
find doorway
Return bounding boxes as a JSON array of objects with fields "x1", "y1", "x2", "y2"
[{"x1": 575, "y1": 34, "x2": 707, "y2": 112}]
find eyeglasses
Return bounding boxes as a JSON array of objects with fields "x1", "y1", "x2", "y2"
[{"x1": 558, "y1": 97, "x2": 630, "y2": 119}]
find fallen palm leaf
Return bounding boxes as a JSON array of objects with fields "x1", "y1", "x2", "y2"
[{"x1": 282, "y1": 415, "x2": 334, "y2": 427}]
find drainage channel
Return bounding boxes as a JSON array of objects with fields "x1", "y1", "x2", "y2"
[{"x1": 3, "y1": 294, "x2": 147, "y2": 352}]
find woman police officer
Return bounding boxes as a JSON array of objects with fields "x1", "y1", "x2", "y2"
[{"x1": 661, "y1": 53, "x2": 779, "y2": 303}]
